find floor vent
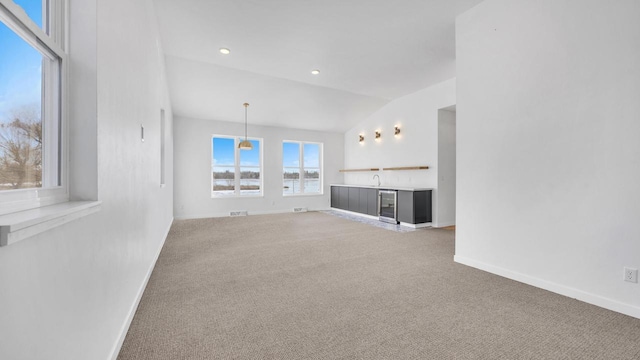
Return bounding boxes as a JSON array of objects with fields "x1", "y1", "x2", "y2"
[
  {"x1": 293, "y1": 207, "x2": 308, "y2": 213},
  {"x1": 229, "y1": 211, "x2": 248, "y2": 217}
]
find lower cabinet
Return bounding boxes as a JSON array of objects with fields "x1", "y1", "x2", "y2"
[
  {"x1": 357, "y1": 188, "x2": 378, "y2": 216},
  {"x1": 331, "y1": 186, "x2": 340, "y2": 209},
  {"x1": 397, "y1": 190, "x2": 432, "y2": 224},
  {"x1": 330, "y1": 186, "x2": 349, "y2": 210},
  {"x1": 339, "y1": 186, "x2": 349, "y2": 209},
  {"x1": 331, "y1": 186, "x2": 432, "y2": 224},
  {"x1": 347, "y1": 187, "x2": 359, "y2": 212},
  {"x1": 330, "y1": 186, "x2": 377, "y2": 216}
]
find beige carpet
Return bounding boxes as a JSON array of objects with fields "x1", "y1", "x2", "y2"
[{"x1": 118, "y1": 212, "x2": 640, "y2": 360}]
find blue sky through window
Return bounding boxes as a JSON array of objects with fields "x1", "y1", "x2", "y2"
[
  {"x1": 212, "y1": 137, "x2": 234, "y2": 165},
  {"x1": 303, "y1": 143, "x2": 319, "y2": 168},
  {"x1": 283, "y1": 142, "x2": 299, "y2": 167},
  {"x1": 240, "y1": 140, "x2": 259, "y2": 166},
  {"x1": 0, "y1": 1, "x2": 43, "y2": 122},
  {"x1": 13, "y1": 0, "x2": 43, "y2": 28},
  {"x1": 212, "y1": 137, "x2": 260, "y2": 166}
]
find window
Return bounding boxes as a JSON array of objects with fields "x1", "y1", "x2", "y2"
[
  {"x1": 0, "y1": 0, "x2": 67, "y2": 215},
  {"x1": 283, "y1": 141, "x2": 322, "y2": 195},
  {"x1": 212, "y1": 135, "x2": 262, "y2": 197}
]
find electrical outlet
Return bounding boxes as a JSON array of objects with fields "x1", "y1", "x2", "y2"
[{"x1": 624, "y1": 268, "x2": 638, "y2": 283}]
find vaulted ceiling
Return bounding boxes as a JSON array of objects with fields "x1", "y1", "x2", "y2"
[{"x1": 153, "y1": 0, "x2": 483, "y2": 132}]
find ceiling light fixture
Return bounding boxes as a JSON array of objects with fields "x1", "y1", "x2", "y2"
[
  {"x1": 395, "y1": 126, "x2": 401, "y2": 136},
  {"x1": 359, "y1": 134, "x2": 364, "y2": 143},
  {"x1": 375, "y1": 130, "x2": 381, "y2": 140},
  {"x1": 311, "y1": 69, "x2": 320, "y2": 75},
  {"x1": 238, "y1": 103, "x2": 253, "y2": 150},
  {"x1": 219, "y1": 48, "x2": 230, "y2": 55}
]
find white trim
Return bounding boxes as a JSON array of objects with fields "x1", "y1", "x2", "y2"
[
  {"x1": 400, "y1": 222, "x2": 432, "y2": 229},
  {"x1": 109, "y1": 218, "x2": 174, "y2": 360},
  {"x1": 174, "y1": 208, "x2": 331, "y2": 221},
  {"x1": 0, "y1": 201, "x2": 101, "y2": 246},
  {"x1": 454, "y1": 255, "x2": 640, "y2": 320}
]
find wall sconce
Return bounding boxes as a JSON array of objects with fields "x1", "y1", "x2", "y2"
[
  {"x1": 394, "y1": 126, "x2": 401, "y2": 136},
  {"x1": 375, "y1": 131, "x2": 381, "y2": 140},
  {"x1": 359, "y1": 134, "x2": 364, "y2": 143}
]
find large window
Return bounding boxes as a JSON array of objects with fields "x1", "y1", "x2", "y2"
[
  {"x1": 283, "y1": 141, "x2": 322, "y2": 195},
  {"x1": 212, "y1": 136, "x2": 262, "y2": 197},
  {"x1": 0, "y1": 0, "x2": 66, "y2": 214}
]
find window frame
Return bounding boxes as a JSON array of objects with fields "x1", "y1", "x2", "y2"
[
  {"x1": 211, "y1": 134, "x2": 263, "y2": 198},
  {"x1": 0, "y1": 0, "x2": 68, "y2": 216},
  {"x1": 282, "y1": 140, "x2": 323, "y2": 197}
]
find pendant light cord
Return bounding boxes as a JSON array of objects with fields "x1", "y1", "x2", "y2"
[{"x1": 244, "y1": 103, "x2": 249, "y2": 140}]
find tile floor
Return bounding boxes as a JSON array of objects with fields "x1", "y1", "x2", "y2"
[{"x1": 321, "y1": 210, "x2": 424, "y2": 233}]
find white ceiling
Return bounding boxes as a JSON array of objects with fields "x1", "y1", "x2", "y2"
[{"x1": 154, "y1": 0, "x2": 483, "y2": 132}]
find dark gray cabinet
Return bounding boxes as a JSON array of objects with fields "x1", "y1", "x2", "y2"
[
  {"x1": 358, "y1": 188, "x2": 369, "y2": 214},
  {"x1": 331, "y1": 186, "x2": 431, "y2": 225},
  {"x1": 365, "y1": 188, "x2": 378, "y2": 216},
  {"x1": 331, "y1": 186, "x2": 340, "y2": 209},
  {"x1": 330, "y1": 186, "x2": 378, "y2": 216},
  {"x1": 338, "y1": 187, "x2": 349, "y2": 210},
  {"x1": 397, "y1": 190, "x2": 432, "y2": 224},
  {"x1": 331, "y1": 186, "x2": 349, "y2": 210},
  {"x1": 348, "y1": 187, "x2": 359, "y2": 212}
]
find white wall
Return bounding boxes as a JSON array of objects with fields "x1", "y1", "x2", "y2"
[
  {"x1": 0, "y1": 0, "x2": 175, "y2": 359},
  {"x1": 437, "y1": 109, "x2": 456, "y2": 227},
  {"x1": 174, "y1": 116, "x2": 344, "y2": 219},
  {"x1": 455, "y1": 0, "x2": 640, "y2": 318},
  {"x1": 344, "y1": 79, "x2": 456, "y2": 226}
]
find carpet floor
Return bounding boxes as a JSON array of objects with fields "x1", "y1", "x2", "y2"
[{"x1": 118, "y1": 212, "x2": 640, "y2": 360}]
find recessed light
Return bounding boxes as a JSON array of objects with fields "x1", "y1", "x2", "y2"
[
  {"x1": 219, "y1": 48, "x2": 230, "y2": 55},
  {"x1": 311, "y1": 69, "x2": 320, "y2": 75}
]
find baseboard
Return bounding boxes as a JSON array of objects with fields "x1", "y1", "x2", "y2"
[
  {"x1": 454, "y1": 255, "x2": 640, "y2": 319},
  {"x1": 434, "y1": 221, "x2": 455, "y2": 228},
  {"x1": 108, "y1": 217, "x2": 174, "y2": 360},
  {"x1": 175, "y1": 208, "x2": 331, "y2": 221},
  {"x1": 400, "y1": 222, "x2": 432, "y2": 229}
]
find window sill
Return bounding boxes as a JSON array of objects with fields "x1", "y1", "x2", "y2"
[{"x1": 0, "y1": 201, "x2": 102, "y2": 247}]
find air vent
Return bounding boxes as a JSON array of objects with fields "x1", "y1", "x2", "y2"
[
  {"x1": 293, "y1": 207, "x2": 308, "y2": 213},
  {"x1": 229, "y1": 211, "x2": 248, "y2": 217}
]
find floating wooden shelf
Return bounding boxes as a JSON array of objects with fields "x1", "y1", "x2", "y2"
[
  {"x1": 382, "y1": 166, "x2": 429, "y2": 171},
  {"x1": 339, "y1": 168, "x2": 380, "y2": 172}
]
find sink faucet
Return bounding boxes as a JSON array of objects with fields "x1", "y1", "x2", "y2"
[{"x1": 373, "y1": 174, "x2": 380, "y2": 187}]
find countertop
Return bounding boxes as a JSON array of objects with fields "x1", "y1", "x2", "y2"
[{"x1": 330, "y1": 184, "x2": 433, "y2": 192}]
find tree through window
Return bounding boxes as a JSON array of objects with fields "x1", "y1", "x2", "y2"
[{"x1": 0, "y1": 0, "x2": 63, "y2": 202}]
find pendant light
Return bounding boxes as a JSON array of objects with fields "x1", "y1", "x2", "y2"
[{"x1": 238, "y1": 102, "x2": 253, "y2": 150}]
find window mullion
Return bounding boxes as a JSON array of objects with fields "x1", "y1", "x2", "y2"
[
  {"x1": 234, "y1": 137, "x2": 240, "y2": 195},
  {"x1": 299, "y1": 142, "x2": 305, "y2": 193}
]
